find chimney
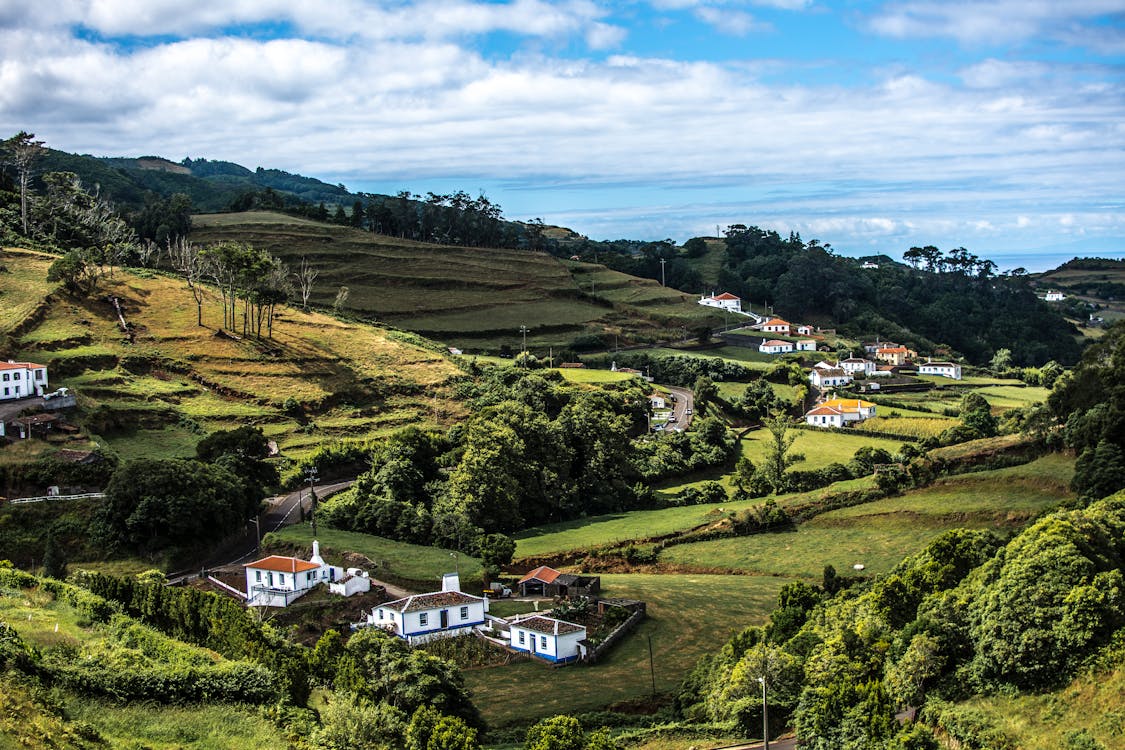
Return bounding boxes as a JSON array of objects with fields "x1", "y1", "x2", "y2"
[
  {"x1": 442, "y1": 572, "x2": 461, "y2": 593},
  {"x1": 310, "y1": 540, "x2": 325, "y2": 566}
]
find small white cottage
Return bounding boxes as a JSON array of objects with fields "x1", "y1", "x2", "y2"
[
  {"x1": 243, "y1": 541, "x2": 361, "y2": 607},
  {"x1": 759, "y1": 339, "x2": 794, "y2": 355},
  {"x1": 367, "y1": 573, "x2": 488, "y2": 645},
  {"x1": 509, "y1": 615, "x2": 587, "y2": 664},
  {"x1": 918, "y1": 361, "x2": 963, "y2": 380}
]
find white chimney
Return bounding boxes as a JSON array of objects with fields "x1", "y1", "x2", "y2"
[
  {"x1": 310, "y1": 540, "x2": 325, "y2": 566},
  {"x1": 442, "y1": 572, "x2": 461, "y2": 592}
]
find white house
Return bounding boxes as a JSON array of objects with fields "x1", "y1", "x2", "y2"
[
  {"x1": 804, "y1": 398, "x2": 876, "y2": 428},
  {"x1": 758, "y1": 318, "x2": 792, "y2": 334},
  {"x1": 809, "y1": 368, "x2": 851, "y2": 388},
  {"x1": 367, "y1": 573, "x2": 488, "y2": 645},
  {"x1": 329, "y1": 568, "x2": 373, "y2": 597},
  {"x1": 698, "y1": 292, "x2": 742, "y2": 312},
  {"x1": 839, "y1": 358, "x2": 876, "y2": 377},
  {"x1": 796, "y1": 325, "x2": 814, "y2": 336},
  {"x1": 243, "y1": 541, "x2": 356, "y2": 607},
  {"x1": 861, "y1": 261, "x2": 880, "y2": 269},
  {"x1": 919, "y1": 361, "x2": 963, "y2": 380},
  {"x1": 509, "y1": 615, "x2": 587, "y2": 664},
  {"x1": 1044, "y1": 290, "x2": 1065, "y2": 302},
  {"x1": 759, "y1": 339, "x2": 794, "y2": 355},
  {"x1": 795, "y1": 339, "x2": 817, "y2": 352},
  {"x1": 649, "y1": 393, "x2": 667, "y2": 410},
  {"x1": 0, "y1": 361, "x2": 48, "y2": 401}
]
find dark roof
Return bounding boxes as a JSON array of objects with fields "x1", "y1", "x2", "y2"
[
  {"x1": 553, "y1": 573, "x2": 580, "y2": 586},
  {"x1": 513, "y1": 615, "x2": 585, "y2": 635},
  {"x1": 382, "y1": 590, "x2": 483, "y2": 612}
]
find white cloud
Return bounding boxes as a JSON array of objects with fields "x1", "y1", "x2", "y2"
[{"x1": 694, "y1": 7, "x2": 769, "y2": 35}]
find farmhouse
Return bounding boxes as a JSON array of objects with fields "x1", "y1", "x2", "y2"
[
  {"x1": 796, "y1": 324, "x2": 814, "y2": 336},
  {"x1": 518, "y1": 566, "x2": 601, "y2": 598},
  {"x1": 1044, "y1": 290, "x2": 1065, "y2": 302},
  {"x1": 368, "y1": 574, "x2": 488, "y2": 645},
  {"x1": 759, "y1": 339, "x2": 794, "y2": 355},
  {"x1": 839, "y1": 357, "x2": 876, "y2": 377},
  {"x1": 698, "y1": 292, "x2": 742, "y2": 312},
  {"x1": 795, "y1": 339, "x2": 817, "y2": 351},
  {"x1": 809, "y1": 368, "x2": 851, "y2": 388},
  {"x1": 508, "y1": 615, "x2": 587, "y2": 664},
  {"x1": 805, "y1": 398, "x2": 876, "y2": 428},
  {"x1": 919, "y1": 361, "x2": 963, "y2": 380},
  {"x1": 243, "y1": 541, "x2": 368, "y2": 607},
  {"x1": 876, "y1": 346, "x2": 910, "y2": 366},
  {"x1": 649, "y1": 393, "x2": 666, "y2": 409},
  {"x1": 758, "y1": 318, "x2": 791, "y2": 334},
  {"x1": 0, "y1": 361, "x2": 48, "y2": 401}
]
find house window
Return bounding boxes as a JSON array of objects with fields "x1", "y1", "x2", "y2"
[
  {"x1": 460, "y1": 606, "x2": 469, "y2": 620},
  {"x1": 1, "y1": 374, "x2": 7, "y2": 381},
  {"x1": 35, "y1": 370, "x2": 44, "y2": 381},
  {"x1": 307, "y1": 572, "x2": 314, "y2": 583},
  {"x1": 540, "y1": 636, "x2": 548, "y2": 649},
  {"x1": 378, "y1": 609, "x2": 383, "y2": 620},
  {"x1": 518, "y1": 631, "x2": 525, "y2": 645},
  {"x1": 419, "y1": 612, "x2": 428, "y2": 626},
  {"x1": 11, "y1": 372, "x2": 18, "y2": 380},
  {"x1": 255, "y1": 570, "x2": 261, "y2": 582},
  {"x1": 268, "y1": 572, "x2": 274, "y2": 586},
  {"x1": 2, "y1": 388, "x2": 7, "y2": 396}
]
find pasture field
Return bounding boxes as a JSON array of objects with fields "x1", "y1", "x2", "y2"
[
  {"x1": 191, "y1": 212, "x2": 722, "y2": 350},
  {"x1": 5, "y1": 257, "x2": 467, "y2": 461},
  {"x1": 976, "y1": 384, "x2": 1051, "y2": 409},
  {"x1": 740, "y1": 427, "x2": 906, "y2": 471},
  {"x1": 462, "y1": 573, "x2": 787, "y2": 726},
  {"x1": 660, "y1": 454, "x2": 1072, "y2": 578},
  {"x1": 649, "y1": 345, "x2": 776, "y2": 366},
  {"x1": 513, "y1": 477, "x2": 879, "y2": 559},
  {"x1": 0, "y1": 249, "x2": 56, "y2": 335},
  {"x1": 266, "y1": 522, "x2": 483, "y2": 586},
  {"x1": 556, "y1": 367, "x2": 636, "y2": 384}
]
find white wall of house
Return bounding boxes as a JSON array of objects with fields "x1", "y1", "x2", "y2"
[
  {"x1": 805, "y1": 411, "x2": 844, "y2": 428},
  {"x1": 510, "y1": 623, "x2": 587, "y2": 663},
  {"x1": 0, "y1": 364, "x2": 48, "y2": 401},
  {"x1": 796, "y1": 340, "x2": 817, "y2": 351},
  {"x1": 759, "y1": 341, "x2": 794, "y2": 354},
  {"x1": 919, "y1": 363, "x2": 962, "y2": 380},
  {"x1": 369, "y1": 597, "x2": 488, "y2": 645}
]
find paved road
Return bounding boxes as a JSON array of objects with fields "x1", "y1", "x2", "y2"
[
  {"x1": 659, "y1": 384, "x2": 695, "y2": 431},
  {"x1": 709, "y1": 736, "x2": 797, "y2": 750}
]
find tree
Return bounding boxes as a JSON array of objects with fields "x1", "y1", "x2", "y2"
[
  {"x1": 990, "y1": 348, "x2": 1012, "y2": 372},
  {"x1": 760, "y1": 414, "x2": 802, "y2": 493},
  {"x1": 1072, "y1": 440, "x2": 1125, "y2": 500},
  {"x1": 959, "y1": 392, "x2": 997, "y2": 438},
  {"x1": 47, "y1": 249, "x2": 102, "y2": 294},
  {"x1": 168, "y1": 237, "x2": 207, "y2": 326},
  {"x1": 41, "y1": 530, "x2": 67, "y2": 580},
  {"x1": 295, "y1": 256, "x2": 319, "y2": 310},
  {"x1": 478, "y1": 533, "x2": 516, "y2": 577},
  {"x1": 2, "y1": 131, "x2": 44, "y2": 235},
  {"x1": 693, "y1": 376, "x2": 718, "y2": 411},
  {"x1": 525, "y1": 716, "x2": 586, "y2": 750},
  {"x1": 334, "y1": 285, "x2": 350, "y2": 312}
]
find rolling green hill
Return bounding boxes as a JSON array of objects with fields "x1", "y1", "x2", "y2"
[{"x1": 190, "y1": 212, "x2": 725, "y2": 351}]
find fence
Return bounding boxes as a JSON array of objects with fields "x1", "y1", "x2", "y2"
[
  {"x1": 584, "y1": 607, "x2": 646, "y2": 663},
  {"x1": 8, "y1": 492, "x2": 105, "y2": 505}
]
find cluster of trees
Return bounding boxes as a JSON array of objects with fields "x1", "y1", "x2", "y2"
[
  {"x1": 679, "y1": 494, "x2": 1125, "y2": 748},
  {"x1": 94, "y1": 426, "x2": 277, "y2": 556},
  {"x1": 708, "y1": 225, "x2": 1080, "y2": 366},
  {"x1": 322, "y1": 369, "x2": 737, "y2": 555}
]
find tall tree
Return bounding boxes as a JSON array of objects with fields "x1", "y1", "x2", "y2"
[
  {"x1": 2, "y1": 131, "x2": 44, "y2": 235},
  {"x1": 760, "y1": 414, "x2": 802, "y2": 493},
  {"x1": 295, "y1": 256, "x2": 319, "y2": 311},
  {"x1": 168, "y1": 237, "x2": 207, "y2": 326}
]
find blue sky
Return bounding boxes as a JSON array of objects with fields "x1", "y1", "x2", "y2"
[{"x1": 1, "y1": 1, "x2": 1123, "y2": 270}]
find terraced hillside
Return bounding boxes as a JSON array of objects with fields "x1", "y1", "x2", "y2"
[
  {"x1": 0, "y1": 247, "x2": 466, "y2": 463},
  {"x1": 190, "y1": 212, "x2": 724, "y2": 351}
]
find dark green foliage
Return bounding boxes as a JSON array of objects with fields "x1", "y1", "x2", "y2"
[
  {"x1": 1073, "y1": 440, "x2": 1125, "y2": 501},
  {"x1": 478, "y1": 533, "x2": 516, "y2": 573},
  {"x1": 41, "y1": 530, "x2": 67, "y2": 580},
  {"x1": 525, "y1": 715, "x2": 587, "y2": 750},
  {"x1": 693, "y1": 375, "x2": 717, "y2": 410},
  {"x1": 959, "y1": 393, "x2": 998, "y2": 439},
  {"x1": 739, "y1": 378, "x2": 786, "y2": 422},
  {"x1": 196, "y1": 425, "x2": 279, "y2": 503}
]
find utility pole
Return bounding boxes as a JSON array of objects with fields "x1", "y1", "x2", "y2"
[
  {"x1": 758, "y1": 676, "x2": 769, "y2": 750},
  {"x1": 519, "y1": 325, "x2": 528, "y2": 353},
  {"x1": 306, "y1": 466, "x2": 320, "y2": 537},
  {"x1": 249, "y1": 516, "x2": 261, "y2": 550},
  {"x1": 659, "y1": 258, "x2": 666, "y2": 287},
  {"x1": 648, "y1": 635, "x2": 657, "y2": 696}
]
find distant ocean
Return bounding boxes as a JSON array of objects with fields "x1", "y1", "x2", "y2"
[{"x1": 984, "y1": 250, "x2": 1125, "y2": 274}]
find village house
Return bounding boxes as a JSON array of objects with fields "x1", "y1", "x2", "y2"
[
  {"x1": 796, "y1": 324, "x2": 814, "y2": 336},
  {"x1": 839, "y1": 357, "x2": 876, "y2": 377},
  {"x1": 875, "y1": 346, "x2": 910, "y2": 366},
  {"x1": 243, "y1": 541, "x2": 368, "y2": 607},
  {"x1": 804, "y1": 398, "x2": 877, "y2": 428},
  {"x1": 0, "y1": 361, "x2": 48, "y2": 401},
  {"x1": 367, "y1": 573, "x2": 488, "y2": 645},
  {"x1": 863, "y1": 341, "x2": 897, "y2": 355},
  {"x1": 759, "y1": 339, "x2": 794, "y2": 355},
  {"x1": 518, "y1": 566, "x2": 601, "y2": 598},
  {"x1": 809, "y1": 367, "x2": 851, "y2": 388},
  {"x1": 1044, "y1": 290, "x2": 1065, "y2": 302},
  {"x1": 795, "y1": 339, "x2": 817, "y2": 351},
  {"x1": 508, "y1": 615, "x2": 588, "y2": 664},
  {"x1": 918, "y1": 360, "x2": 963, "y2": 380},
  {"x1": 758, "y1": 317, "x2": 791, "y2": 334},
  {"x1": 698, "y1": 292, "x2": 742, "y2": 312},
  {"x1": 649, "y1": 393, "x2": 666, "y2": 410}
]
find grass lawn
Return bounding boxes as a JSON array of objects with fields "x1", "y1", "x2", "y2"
[
  {"x1": 0, "y1": 249, "x2": 56, "y2": 335},
  {"x1": 555, "y1": 368, "x2": 636, "y2": 384},
  {"x1": 100, "y1": 425, "x2": 203, "y2": 461},
  {"x1": 976, "y1": 384, "x2": 1051, "y2": 410},
  {"x1": 648, "y1": 346, "x2": 773, "y2": 369},
  {"x1": 267, "y1": 524, "x2": 482, "y2": 588},
  {"x1": 62, "y1": 700, "x2": 289, "y2": 750},
  {"x1": 915, "y1": 374, "x2": 1022, "y2": 386},
  {"x1": 661, "y1": 454, "x2": 1073, "y2": 578},
  {"x1": 462, "y1": 573, "x2": 787, "y2": 726},
  {"x1": 740, "y1": 428, "x2": 906, "y2": 471}
]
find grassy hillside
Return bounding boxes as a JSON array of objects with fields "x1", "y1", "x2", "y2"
[
  {"x1": 190, "y1": 212, "x2": 724, "y2": 351},
  {"x1": 0, "y1": 247, "x2": 466, "y2": 463}
]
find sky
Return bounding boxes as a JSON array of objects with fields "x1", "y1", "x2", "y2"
[{"x1": 1, "y1": 1, "x2": 1124, "y2": 270}]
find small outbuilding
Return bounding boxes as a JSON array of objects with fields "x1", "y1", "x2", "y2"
[
  {"x1": 509, "y1": 615, "x2": 587, "y2": 664},
  {"x1": 518, "y1": 566, "x2": 601, "y2": 598}
]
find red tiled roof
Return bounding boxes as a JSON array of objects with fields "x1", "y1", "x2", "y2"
[
  {"x1": 243, "y1": 555, "x2": 320, "y2": 573},
  {"x1": 878, "y1": 347, "x2": 909, "y2": 354},
  {"x1": 762, "y1": 340, "x2": 792, "y2": 347},
  {"x1": 512, "y1": 615, "x2": 585, "y2": 635},
  {"x1": 712, "y1": 292, "x2": 740, "y2": 301},
  {"x1": 806, "y1": 405, "x2": 843, "y2": 417},
  {"x1": 381, "y1": 590, "x2": 483, "y2": 612},
  {"x1": 519, "y1": 565, "x2": 562, "y2": 585},
  {"x1": 0, "y1": 361, "x2": 45, "y2": 370},
  {"x1": 761, "y1": 318, "x2": 790, "y2": 327}
]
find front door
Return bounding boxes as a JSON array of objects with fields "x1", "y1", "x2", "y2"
[{"x1": 440, "y1": 609, "x2": 448, "y2": 628}]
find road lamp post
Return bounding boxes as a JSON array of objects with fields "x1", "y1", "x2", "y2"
[
  {"x1": 306, "y1": 466, "x2": 320, "y2": 537},
  {"x1": 519, "y1": 325, "x2": 528, "y2": 353},
  {"x1": 757, "y1": 676, "x2": 769, "y2": 750}
]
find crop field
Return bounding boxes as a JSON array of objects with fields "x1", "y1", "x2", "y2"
[
  {"x1": 267, "y1": 522, "x2": 483, "y2": 586},
  {"x1": 740, "y1": 427, "x2": 906, "y2": 471},
  {"x1": 462, "y1": 573, "x2": 787, "y2": 726},
  {"x1": 191, "y1": 212, "x2": 721, "y2": 350},
  {"x1": 4, "y1": 260, "x2": 468, "y2": 461},
  {"x1": 660, "y1": 454, "x2": 1073, "y2": 578},
  {"x1": 859, "y1": 415, "x2": 955, "y2": 438}
]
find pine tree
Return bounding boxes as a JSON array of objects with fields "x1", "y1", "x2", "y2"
[{"x1": 42, "y1": 531, "x2": 67, "y2": 580}]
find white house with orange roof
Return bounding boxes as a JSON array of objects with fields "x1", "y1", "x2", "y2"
[
  {"x1": 509, "y1": 615, "x2": 588, "y2": 664},
  {"x1": 243, "y1": 541, "x2": 360, "y2": 607},
  {"x1": 796, "y1": 324, "x2": 814, "y2": 336},
  {"x1": 698, "y1": 292, "x2": 742, "y2": 312},
  {"x1": 367, "y1": 573, "x2": 488, "y2": 645},
  {"x1": 804, "y1": 398, "x2": 876, "y2": 428},
  {"x1": 758, "y1": 318, "x2": 792, "y2": 334},
  {"x1": 759, "y1": 339, "x2": 794, "y2": 355},
  {"x1": 0, "y1": 361, "x2": 48, "y2": 401}
]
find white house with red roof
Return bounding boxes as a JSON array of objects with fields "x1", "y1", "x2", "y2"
[
  {"x1": 758, "y1": 318, "x2": 791, "y2": 334},
  {"x1": 804, "y1": 398, "x2": 877, "y2": 428},
  {"x1": 508, "y1": 615, "x2": 587, "y2": 664},
  {"x1": 698, "y1": 292, "x2": 742, "y2": 312},
  {"x1": 0, "y1": 361, "x2": 48, "y2": 401},
  {"x1": 367, "y1": 573, "x2": 488, "y2": 645},
  {"x1": 759, "y1": 339, "x2": 794, "y2": 355},
  {"x1": 243, "y1": 541, "x2": 359, "y2": 607}
]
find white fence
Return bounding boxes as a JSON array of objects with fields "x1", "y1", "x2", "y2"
[{"x1": 8, "y1": 492, "x2": 105, "y2": 505}]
